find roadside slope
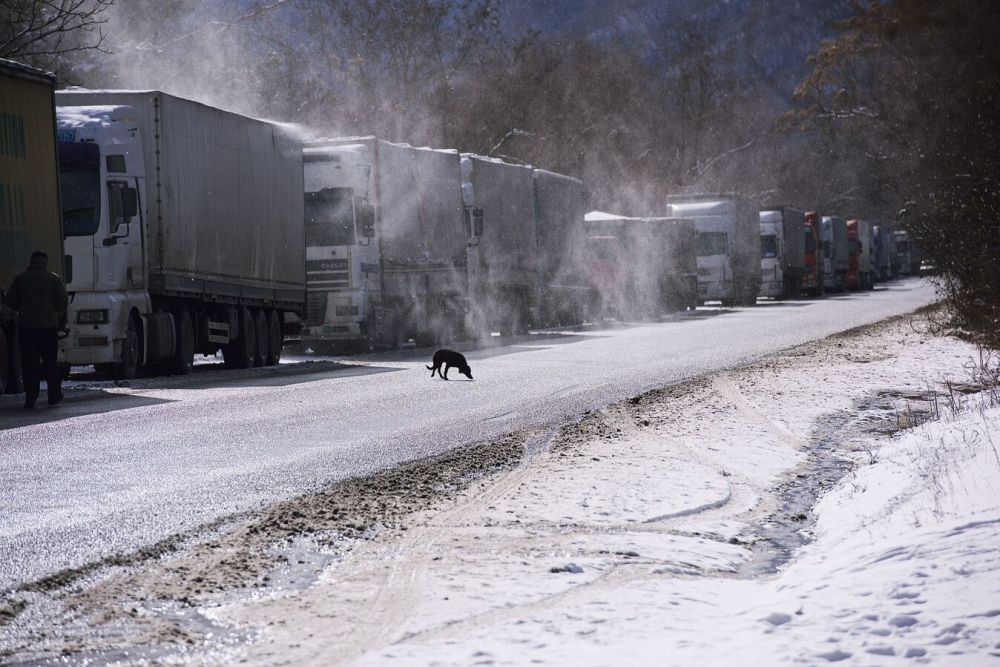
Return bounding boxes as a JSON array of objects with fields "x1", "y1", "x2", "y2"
[{"x1": 210, "y1": 312, "x2": 997, "y2": 665}]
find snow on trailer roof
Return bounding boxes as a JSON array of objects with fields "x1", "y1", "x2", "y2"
[
  {"x1": 0, "y1": 58, "x2": 56, "y2": 85},
  {"x1": 585, "y1": 211, "x2": 629, "y2": 222},
  {"x1": 308, "y1": 135, "x2": 460, "y2": 156},
  {"x1": 56, "y1": 88, "x2": 297, "y2": 132},
  {"x1": 586, "y1": 211, "x2": 692, "y2": 225},
  {"x1": 56, "y1": 105, "x2": 138, "y2": 129},
  {"x1": 533, "y1": 167, "x2": 583, "y2": 185}
]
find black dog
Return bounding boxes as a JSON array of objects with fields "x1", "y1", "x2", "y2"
[{"x1": 427, "y1": 349, "x2": 473, "y2": 380}]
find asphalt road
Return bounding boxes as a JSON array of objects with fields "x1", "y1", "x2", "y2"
[{"x1": 0, "y1": 279, "x2": 935, "y2": 589}]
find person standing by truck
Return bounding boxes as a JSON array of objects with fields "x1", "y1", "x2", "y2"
[{"x1": 6, "y1": 251, "x2": 68, "y2": 408}]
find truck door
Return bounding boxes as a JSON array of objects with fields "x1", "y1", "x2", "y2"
[
  {"x1": 59, "y1": 141, "x2": 101, "y2": 291},
  {"x1": 94, "y1": 178, "x2": 138, "y2": 292}
]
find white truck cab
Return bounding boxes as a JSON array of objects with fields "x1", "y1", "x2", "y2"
[
  {"x1": 668, "y1": 195, "x2": 760, "y2": 307},
  {"x1": 57, "y1": 106, "x2": 149, "y2": 370},
  {"x1": 302, "y1": 143, "x2": 377, "y2": 351}
]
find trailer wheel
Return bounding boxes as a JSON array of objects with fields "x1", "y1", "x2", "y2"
[
  {"x1": 173, "y1": 310, "x2": 195, "y2": 375},
  {"x1": 223, "y1": 307, "x2": 255, "y2": 370},
  {"x1": 266, "y1": 311, "x2": 282, "y2": 366},
  {"x1": 253, "y1": 310, "x2": 268, "y2": 367},
  {"x1": 112, "y1": 315, "x2": 140, "y2": 380}
]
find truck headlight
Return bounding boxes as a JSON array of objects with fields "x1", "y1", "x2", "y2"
[{"x1": 77, "y1": 309, "x2": 110, "y2": 324}]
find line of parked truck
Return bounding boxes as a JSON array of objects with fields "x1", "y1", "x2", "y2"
[{"x1": 0, "y1": 60, "x2": 924, "y2": 391}]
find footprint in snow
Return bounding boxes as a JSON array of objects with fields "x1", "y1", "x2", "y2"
[
  {"x1": 816, "y1": 649, "x2": 852, "y2": 662},
  {"x1": 762, "y1": 612, "x2": 791, "y2": 626},
  {"x1": 889, "y1": 615, "x2": 919, "y2": 628}
]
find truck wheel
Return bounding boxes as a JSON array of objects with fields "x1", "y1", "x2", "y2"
[
  {"x1": 266, "y1": 311, "x2": 282, "y2": 366},
  {"x1": 113, "y1": 315, "x2": 140, "y2": 381},
  {"x1": 223, "y1": 307, "x2": 255, "y2": 370},
  {"x1": 253, "y1": 310, "x2": 268, "y2": 367},
  {"x1": 173, "y1": 310, "x2": 195, "y2": 375}
]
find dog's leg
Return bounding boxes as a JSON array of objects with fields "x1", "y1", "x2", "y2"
[{"x1": 442, "y1": 363, "x2": 450, "y2": 380}]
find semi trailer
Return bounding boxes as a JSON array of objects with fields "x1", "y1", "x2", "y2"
[
  {"x1": 301, "y1": 138, "x2": 468, "y2": 351},
  {"x1": 668, "y1": 194, "x2": 760, "y2": 307},
  {"x1": 461, "y1": 154, "x2": 535, "y2": 336},
  {"x1": 759, "y1": 206, "x2": 806, "y2": 299},
  {"x1": 55, "y1": 90, "x2": 306, "y2": 378},
  {"x1": 0, "y1": 60, "x2": 65, "y2": 394},
  {"x1": 533, "y1": 169, "x2": 590, "y2": 327}
]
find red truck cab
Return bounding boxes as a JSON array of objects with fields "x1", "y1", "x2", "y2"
[
  {"x1": 802, "y1": 212, "x2": 823, "y2": 295},
  {"x1": 846, "y1": 220, "x2": 861, "y2": 290}
]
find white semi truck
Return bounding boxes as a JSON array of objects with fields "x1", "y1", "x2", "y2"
[
  {"x1": 759, "y1": 206, "x2": 806, "y2": 299},
  {"x1": 301, "y1": 138, "x2": 469, "y2": 351},
  {"x1": 55, "y1": 91, "x2": 305, "y2": 378},
  {"x1": 668, "y1": 194, "x2": 760, "y2": 307}
]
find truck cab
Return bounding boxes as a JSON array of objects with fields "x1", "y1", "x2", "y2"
[
  {"x1": 759, "y1": 217, "x2": 781, "y2": 298},
  {"x1": 56, "y1": 106, "x2": 149, "y2": 370},
  {"x1": 821, "y1": 216, "x2": 848, "y2": 292},
  {"x1": 893, "y1": 229, "x2": 912, "y2": 276},
  {"x1": 302, "y1": 146, "x2": 377, "y2": 352},
  {"x1": 668, "y1": 195, "x2": 759, "y2": 307}
]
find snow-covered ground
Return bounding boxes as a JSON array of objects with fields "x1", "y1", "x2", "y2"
[{"x1": 211, "y1": 317, "x2": 1000, "y2": 666}]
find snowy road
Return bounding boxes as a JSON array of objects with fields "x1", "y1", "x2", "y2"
[{"x1": 0, "y1": 279, "x2": 934, "y2": 589}]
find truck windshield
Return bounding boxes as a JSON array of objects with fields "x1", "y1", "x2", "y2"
[
  {"x1": 305, "y1": 189, "x2": 355, "y2": 246},
  {"x1": 59, "y1": 142, "x2": 101, "y2": 237},
  {"x1": 696, "y1": 232, "x2": 727, "y2": 256},
  {"x1": 760, "y1": 235, "x2": 778, "y2": 258}
]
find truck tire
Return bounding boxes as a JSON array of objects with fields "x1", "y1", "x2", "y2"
[
  {"x1": 266, "y1": 310, "x2": 282, "y2": 366},
  {"x1": 223, "y1": 307, "x2": 255, "y2": 370},
  {"x1": 173, "y1": 310, "x2": 195, "y2": 375},
  {"x1": 112, "y1": 315, "x2": 140, "y2": 381},
  {"x1": 253, "y1": 309, "x2": 268, "y2": 367}
]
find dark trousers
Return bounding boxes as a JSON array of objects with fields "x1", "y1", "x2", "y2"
[{"x1": 19, "y1": 327, "x2": 61, "y2": 405}]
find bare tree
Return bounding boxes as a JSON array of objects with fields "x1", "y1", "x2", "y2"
[{"x1": 0, "y1": 0, "x2": 114, "y2": 74}]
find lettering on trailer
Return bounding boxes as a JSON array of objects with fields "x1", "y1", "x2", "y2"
[
  {"x1": 58, "y1": 129, "x2": 77, "y2": 143},
  {"x1": 0, "y1": 113, "x2": 26, "y2": 158}
]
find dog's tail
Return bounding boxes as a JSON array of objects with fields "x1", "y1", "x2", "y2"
[{"x1": 426, "y1": 365, "x2": 434, "y2": 371}]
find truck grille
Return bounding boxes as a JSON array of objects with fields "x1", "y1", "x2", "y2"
[
  {"x1": 307, "y1": 259, "x2": 348, "y2": 272},
  {"x1": 307, "y1": 292, "x2": 328, "y2": 326}
]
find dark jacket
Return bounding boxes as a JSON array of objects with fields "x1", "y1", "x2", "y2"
[{"x1": 6, "y1": 255, "x2": 68, "y2": 329}]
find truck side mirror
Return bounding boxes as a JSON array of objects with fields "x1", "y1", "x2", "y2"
[{"x1": 122, "y1": 187, "x2": 139, "y2": 219}]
